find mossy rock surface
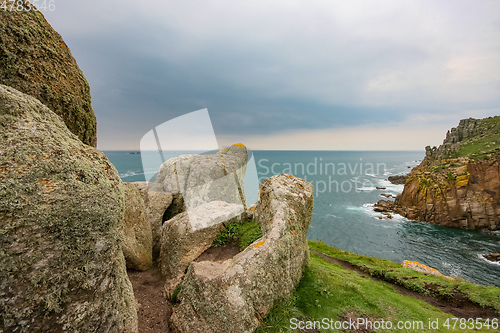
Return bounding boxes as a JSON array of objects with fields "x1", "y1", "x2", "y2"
[
  {"x1": 0, "y1": 4, "x2": 97, "y2": 146},
  {"x1": 0, "y1": 85, "x2": 136, "y2": 332}
]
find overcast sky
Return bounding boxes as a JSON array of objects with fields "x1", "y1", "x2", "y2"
[{"x1": 43, "y1": 0, "x2": 500, "y2": 150}]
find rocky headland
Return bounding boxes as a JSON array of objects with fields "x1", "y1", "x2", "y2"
[{"x1": 375, "y1": 116, "x2": 500, "y2": 230}]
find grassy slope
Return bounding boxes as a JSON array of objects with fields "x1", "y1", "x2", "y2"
[
  {"x1": 257, "y1": 241, "x2": 500, "y2": 332},
  {"x1": 451, "y1": 116, "x2": 500, "y2": 160}
]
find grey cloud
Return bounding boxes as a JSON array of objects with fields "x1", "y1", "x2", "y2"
[{"x1": 42, "y1": 0, "x2": 500, "y2": 149}]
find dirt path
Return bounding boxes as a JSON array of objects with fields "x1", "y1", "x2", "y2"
[
  {"x1": 127, "y1": 244, "x2": 240, "y2": 333},
  {"x1": 195, "y1": 242, "x2": 241, "y2": 263},
  {"x1": 128, "y1": 268, "x2": 172, "y2": 333},
  {"x1": 311, "y1": 250, "x2": 498, "y2": 319}
]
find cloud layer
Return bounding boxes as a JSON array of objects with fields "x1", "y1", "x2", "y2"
[{"x1": 43, "y1": 0, "x2": 500, "y2": 150}]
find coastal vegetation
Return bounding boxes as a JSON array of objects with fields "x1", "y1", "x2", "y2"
[
  {"x1": 212, "y1": 219, "x2": 263, "y2": 250},
  {"x1": 257, "y1": 241, "x2": 500, "y2": 332}
]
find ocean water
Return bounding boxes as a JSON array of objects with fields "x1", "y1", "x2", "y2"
[{"x1": 105, "y1": 150, "x2": 500, "y2": 286}]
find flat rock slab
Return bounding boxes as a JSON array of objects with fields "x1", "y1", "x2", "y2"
[
  {"x1": 159, "y1": 201, "x2": 245, "y2": 297},
  {"x1": 155, "y1": 144, "x2": 248, "y2": 211}
]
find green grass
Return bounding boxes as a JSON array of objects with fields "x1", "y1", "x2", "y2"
[
  {"x1": 256, "y1": 241, "x2": 500, "y2": 332},
  {"x1": 446, "y1": 171, "x2": 456, "y2": 181},
  {"x1": 308, "y1": 241, "x2": 500, "y2": 312},
  {"x1": 212, "y1": 219, "x2": 262, "y2": 251},
  {"x1": 418, "y1": 178, "x2": 432, "y2": 189},
  {"x1": 455, "y1": 133, "x2": 500, "y2": 160}
]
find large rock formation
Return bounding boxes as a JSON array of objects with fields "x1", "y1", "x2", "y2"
[
  {"x1": 131, "y1": 182, "x2": 173, "y2": 261},
  {"x1": 0, "y1": 85, "x2": 136, "y2": 332},
  {"x1": 169, "y1": 175, "x2": 314, "y2": 333},
  {"x1": 122, "y1": 182, "x2": 173, "y2": 271},
  {"x1": 122, "y1": 183, "x2": 154, "y2": 271},
  {"x1": 381, "y1": 117, "x2": 500, "y2": 230},
  {"x1": 155, "y1": 144, "x2": 248, "y2": 211},
  {"x1": 0, "y1": 4, "x2": 97, "y2": 146},
  {"x1": 160, "y1": 201, "x2": 245, "y2": 296}
]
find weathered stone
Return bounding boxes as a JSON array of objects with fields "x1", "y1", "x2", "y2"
[
  {"x1": 159, "y1": 201, "x2": 245, "y2": 296},
  {"x1": 155, "y1": 144, "x2": 248, "y2": 211},
  {"x1": 246, "y1": 204, "x2": 257, "y2": 220},
  {"x1": 162, "y1": 193, "x2": 186, "y2": 221},
  {"x1": 402, "y1": 260, "x2": 447, "y2": 278},
  {"x1": 393, "y1": 158, "x2": 500, "y2": 230},
  {"x1": 0, "y1": 4, "x2": 97, "y2": 146},
  {"x1": 374, "y1": 200, "x2": 395, "y2": 213},
  {"x1": 170, "y1": 175, "x2": 313, "y2": 333},
  {"x1": 122, "y1": 183, "x2": 153, "y2": 271},
  {"x1": 0, "y1": 85, "x2": 136, "y2": 332},
  {"x1": 388, "y1": 174, "x2": 409, "y2": 185},
  {"x1": 125, "y1": 181, "x2": 173, "y2": 261}
]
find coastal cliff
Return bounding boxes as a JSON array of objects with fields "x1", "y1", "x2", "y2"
[{"x1": 380, "y1": 116, "x2": 500, "y2": 230}]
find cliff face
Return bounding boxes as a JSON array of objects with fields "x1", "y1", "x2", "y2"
[
  {"x1": 0, "y1": 4, "x2": 97, "y2": 146},
  {"x1": 393, "y1": 116, "x2": 500, "y2": 230}
]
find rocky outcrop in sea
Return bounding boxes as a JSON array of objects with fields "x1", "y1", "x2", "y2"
[{"x1": 376, "y1": 116, "x2": 500, "y2": 230}]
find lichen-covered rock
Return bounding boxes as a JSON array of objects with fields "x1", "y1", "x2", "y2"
[
  {"x1": 0, "y1": 85, "x2": 136, "y2": 332},
  {"x1": 123, "y1": 182, "x2": 172, "y2": 267},
  {"x1": 0, "y1": 4, "x2": 97, "y2": 146},
  {"x1": 170, "y1": 175, "x2": 313, "y2": 333},
  {"x1": 159, "y1": 201, "x2": 245, "y2": 296},
  {"x1": 155, "y1": 144, "x2": 248, "y2": 210},
  {"x1": 123, "y1": 183, "x2": 153, "y2": 271},
  {"x1": 402, "y1": 260, "x2": 445, "y2": 277}
]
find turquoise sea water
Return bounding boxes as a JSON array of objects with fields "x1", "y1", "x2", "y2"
[{"x1": 105, "y1": 150, "x2": 500, "y2": 286}]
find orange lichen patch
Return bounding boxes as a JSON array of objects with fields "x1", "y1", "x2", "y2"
[
  {"x1": 253, "y1": 240, "x2": 265, "y2": 248},
  {"x1": 61, "y1": 42, "x2": 67, "y2": 49},
  {"x1": 15, "y1": 164, "x2": 30, "y2": 174},
  {"x1": 402, "y1": 260, "x2": 443, "y2": 277},
  {"x1": 232, "y1": 143, "x2": 246, "y2": 148},
  {"x1": 249, "y1": 205, "x2": 256, "y2": 211},
  {"x1": 286, "y1": 175, "x2": 295, "y2": 179},
  {"x1": 39, "y1": 178, "x2": 58, "y2": 192}
]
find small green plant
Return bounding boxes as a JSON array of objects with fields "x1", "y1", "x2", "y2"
[
  {"x1": 419, "y1": 178, "x2": 432, "y2": 189},
  {"x1": 212, "y1": 220, "x2": 262, "y2": 250},
  {"x1": 446, "y1": 171, "x2": 456, "y2": 181},
  {"x1": 170, "y1": 284, "x2": 182, "y2": 305},
  {"x1": 212, "y1": 222, "x2": 239, "y2": 247}
]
